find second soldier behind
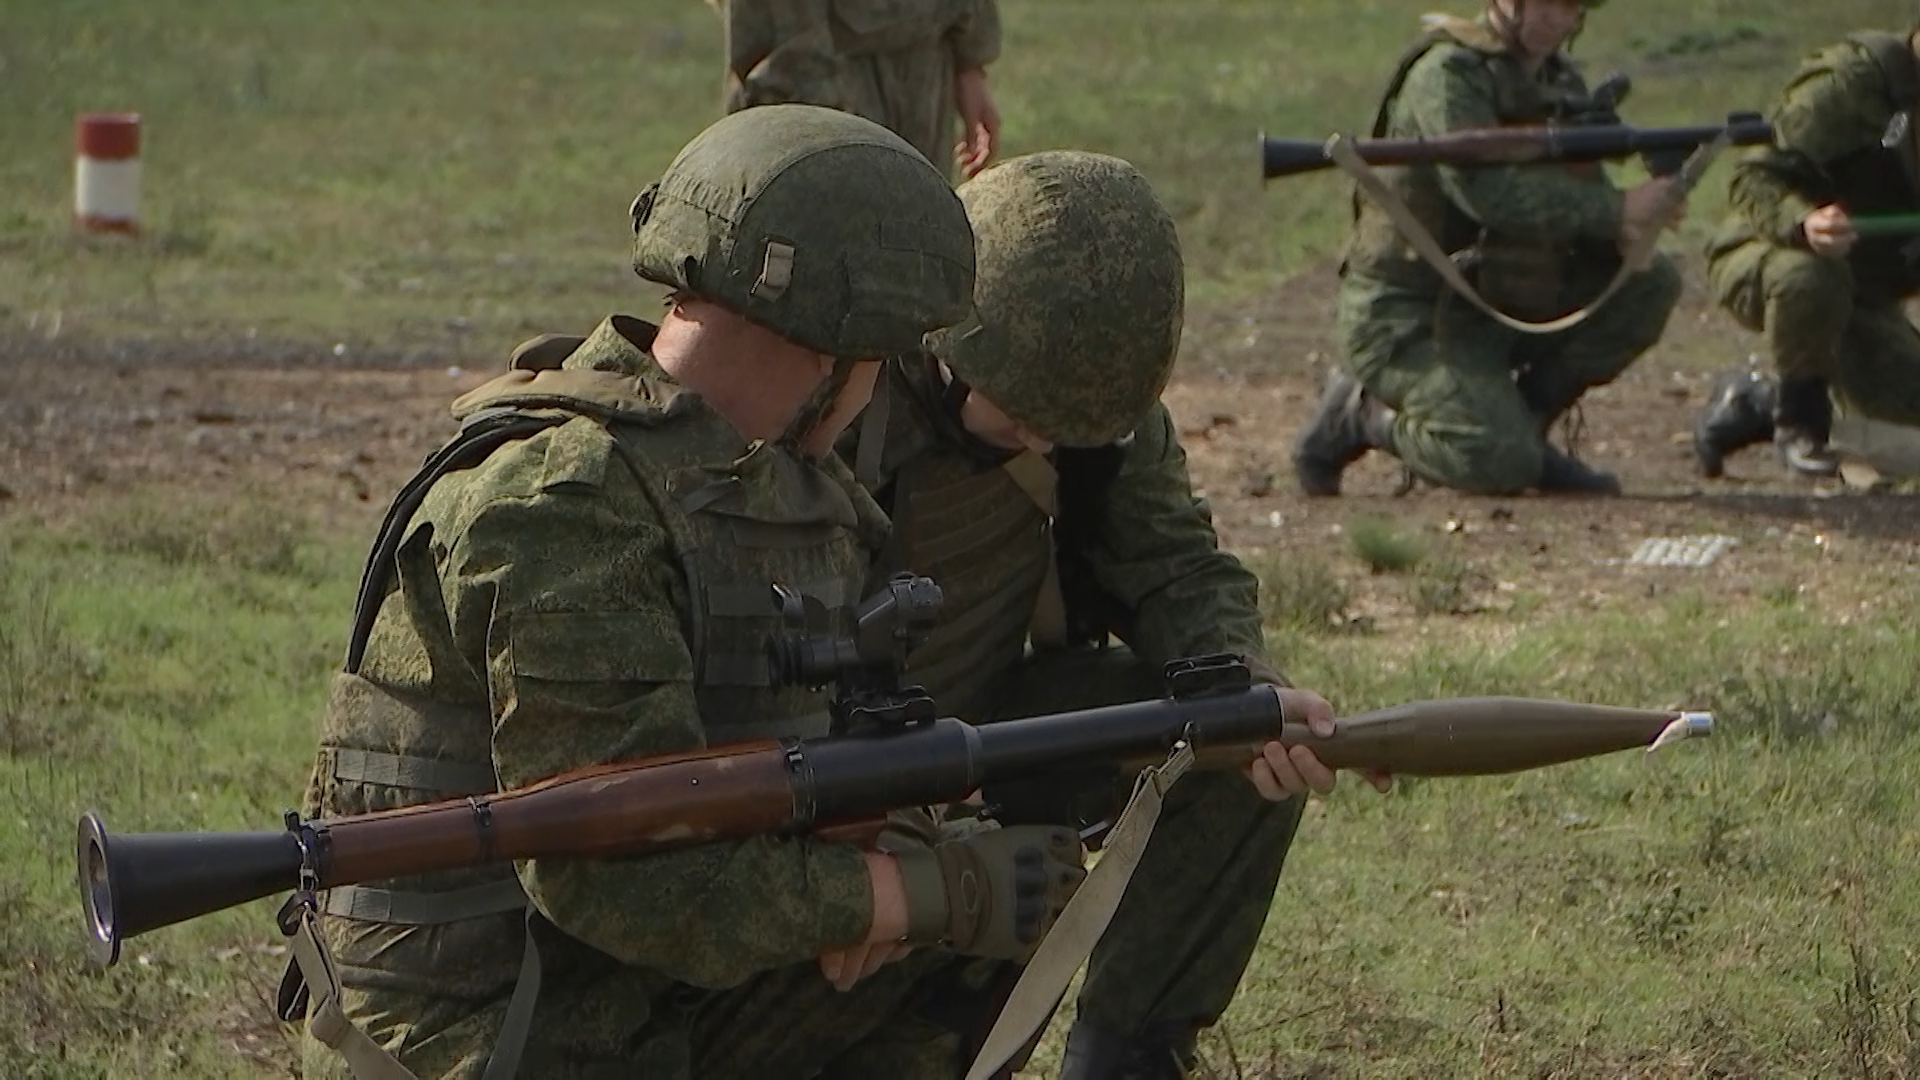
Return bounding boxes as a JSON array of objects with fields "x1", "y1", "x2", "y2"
[{"x1": 843, "y1": 149, "x2": 1391, "y2": 1080}]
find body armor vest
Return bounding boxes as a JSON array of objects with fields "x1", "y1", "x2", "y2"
[
  {"x1": 1344, "y1": 17, "x2": 1613, "y2": 317},
  {"x1": 882, "y1": 444, "x2": 1054, "y2": 720},
  {"x1": 866, "y1": 361, "x2": 1132, "y2": 722},
  {"x1": 291, "y1": 317, "x2": 886, "y2": 1065}
]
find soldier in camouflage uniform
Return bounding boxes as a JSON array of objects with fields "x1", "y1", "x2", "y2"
[
  {"x1": 843, "y1": 151, "x2": 1389, "y2": 1080},
  {"x1": 288, "y1": 105, "x2": 1098, "y2": 1080},
  {"x1": 1692, "y1": 26, "x2": 1920, "y2": 479},
  {"x1": 1293, "y1": 0, "x2": 1686, "y2": 498},
  {"x1": 711, "y1": 0, "x2": 1003, "y2": 178}
]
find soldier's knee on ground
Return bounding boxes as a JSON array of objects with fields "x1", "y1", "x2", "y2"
[{"x1": 1433, "y1": 427, "x2": 1544, "y2": 496}]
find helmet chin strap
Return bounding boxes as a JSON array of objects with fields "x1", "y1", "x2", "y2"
[{"x1": 776, "y1": 356, "x2": 859, "y2": 452}]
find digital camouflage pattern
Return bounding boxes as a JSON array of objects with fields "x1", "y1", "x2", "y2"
[
  {"x1": 715, "y1": 0, "x2": 1001, "y2": 175},
  {"x1": 1705, "y1": 33, "x2": 1920, "y2": 425},
  {"x1": 1336, "y1": 14, "x2": 1680, "y2": 493},
  {"x1": 632, "y1": 103, "x2": 975, "y2": 362},
  {"x1": 926, "y1": 152, "x2": 1185, "y2": 447},
  {"x1": 299, "y1": 316, "x2": 934, "y2": 1077},
  {"x1": 839, "y1": 150, "x2": 1303, "y2": 1052}
]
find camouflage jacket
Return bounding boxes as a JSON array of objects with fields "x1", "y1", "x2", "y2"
[
  {"x1": 301, "y1": 315, "x2": 891, "y2": 1070},
  {"x1": 1342, "y1": 15, "x2": 1626, "y2": 314},
  {"x1": 1715, "y1": 32, "x2": 1920, "y2": 302},
  {"x1": 842, "y1": 356, "x2": 1274, "y2": 722}
]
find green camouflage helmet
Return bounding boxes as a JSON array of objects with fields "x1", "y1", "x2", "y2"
[
  {"x1": 926, "y1": 151, "x2": 1184, "y2": 447},
  {"x1": 631, "y1": 104, "x2": 976, "y2": 360}
]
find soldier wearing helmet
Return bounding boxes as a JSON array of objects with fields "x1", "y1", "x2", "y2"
[
  {"x1": 710, "y1": 0, "x2": 1003, "y2": 179},
  {"x1": 289, "y1": 106, "x2": 1090, "y2": 1080},
  {"x1": 1692, "y1": 24, "x2": 1920, "y2": 480},
  {"x1": 1293, "y1": 0, "x2": 1686, "y2": 499},
  {"x1": 841, "y1": 150, "x2": 1393, "y2": 1080}
]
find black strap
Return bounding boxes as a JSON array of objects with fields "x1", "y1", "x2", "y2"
[
  {"x1": 1050, "y1": 443, "x2": 1132, "y2": 648},
  {"x1": 343, "y1": 409, "x2": 569, "y2": 674}
]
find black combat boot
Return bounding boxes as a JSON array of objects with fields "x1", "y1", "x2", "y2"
[
  {"x1": 1692, "y1": 368, "x2": 1777, "y2": 478},
  {"x1": 1515, "y1": 362, "x2": 1585, "y2": 435},
  {"x1": 1058, "y1": 1021, "x2": 1199, "y2": 1080},
  {"x1": 1292, "y1": 373, "x2": 1395, "y2": 497},
  {"x1": 1773, "y1": 374, "x2": 1839, "y2": 479},
  {"x1": 1514, "y1": 371, "x2": 1619, "y2": 495},
  {"x1": 1536, "y1": 442, "x2": 1622, "y2": 495}
]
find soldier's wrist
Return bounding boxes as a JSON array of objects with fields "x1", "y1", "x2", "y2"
[
  {"x1": 886, "y1": 845, "x2": 953, "y2": 943},
  {"x1": 861, "y1": 851, "x2": 916, "y2": 945}
]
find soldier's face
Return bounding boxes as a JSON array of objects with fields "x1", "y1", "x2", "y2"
[
  {"x1": 654, "y1": 293, "x2": 878, "y2": 455},
  {"x1": 1496, "y1": 0, "x2": 1583, "y2": 57}
]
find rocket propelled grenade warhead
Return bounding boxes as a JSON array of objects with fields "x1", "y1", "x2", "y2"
[
  {"x1": 1649, "y1": 711, "x2": 1713, "y2": 751},
  {"x1": 1271, "y1": 697, "x2": 1715, "y2": 777}
]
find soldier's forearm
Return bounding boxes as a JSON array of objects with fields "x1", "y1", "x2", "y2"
[
  {"x1": 522, "y1": 835, "x2": 874, "y2": 989},
  {"x1": 1729, "y1": 164, "x2": 1819, "y2": 247}
]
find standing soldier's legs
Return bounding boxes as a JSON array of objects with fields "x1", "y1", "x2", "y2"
[
  {"x1": 1831, "y1": 304, "x2": 1920, "y2": 427},
  {"x1": 975, "y1": 648, "x2": 1307, "y2": 1079}
]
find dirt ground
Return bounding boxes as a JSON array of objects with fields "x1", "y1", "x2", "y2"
[{"x1": 5, "y1": 259, "x2": 1919, "y2": 630}]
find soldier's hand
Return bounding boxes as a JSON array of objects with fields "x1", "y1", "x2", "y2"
[
  {"x1": 889, "y1": 824, "x2": 1086, "y2": 960},
  {"x1": 818, "y1": 938, "x2": 916, "y2": 992},
  {"x1": 1802, "y1": 204, "x2": 1857, "y2": 258},
  {"x1": 1618, "y1": 176, "x2": 1685, "y2": 269},
  {"x1": 1246, "y1": 688, "x2": 1393, "y2": 800},
  {"x1": 953, "y1": 66, "x2": 1000, "y2": 178}
]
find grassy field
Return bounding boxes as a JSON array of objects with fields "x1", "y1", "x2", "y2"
[
  {"x1": 9, "y1": 0, "x2": 1920, "y2": 1077},
  {"x1": 8, "y1": 500, "x2": 1920, "y2": 1077},
  {"x1": 2, "y1": 0, "x2": 1907, "y2": 349}
]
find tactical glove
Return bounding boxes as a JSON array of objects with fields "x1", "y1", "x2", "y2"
[{"x1": 885, "y1": 824, "x2": 1086, "y2": 960}]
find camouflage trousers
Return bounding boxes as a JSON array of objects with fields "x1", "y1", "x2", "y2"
[
  {"x1": 1336, "y1": 254, "x2": 1682, "y2": 493},
  {"x1": 301, "y1": 907, "x2": 1014, "y2": 1080},
  {"x1": 1707, "y1": 237, "x2": 1920, "y2": 425},
  {"x1": 976, "y1": 646, "x2": 1306, "y2": 1040}
]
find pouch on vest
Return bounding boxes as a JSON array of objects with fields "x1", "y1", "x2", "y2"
[{"x1": 1468, "y1": 238, "x2": 1570, "y2": 321}]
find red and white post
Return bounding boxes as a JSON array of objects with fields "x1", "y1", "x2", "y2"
[{"x1": 74, "y1": 113, "x2": 142, "y2": 235}]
